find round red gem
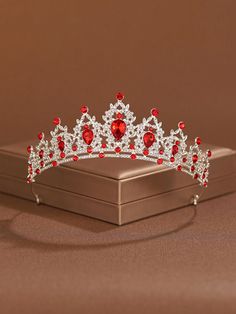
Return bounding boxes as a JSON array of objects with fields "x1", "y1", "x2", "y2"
[
  {"x1": 203, "y1": 181, "x2": 208, "y2": 187},
  {"x1": 143, "y1": 132, "x2": 155, "y2": 148},
  {"x1": 39, "y1": 150, "x2": 44, "y2": 158},
  {"x1": 202, "y1": 174, "x2": 206, "y2": 179},
  {"x1": 82, "y1": 129, "x2": 94, "y2": 145},
  {"x1": 130, "y1": 154, "x2": 136, "y2": 160},
  {"x1": 177, "y1": 165, "x2": 182, "y2": 171},
  {"x1": 38, "y1": 132, "x2": 44, "y2": 140},
  {"x1": 72, "y1": 144, "x2": 77, "y2": 151},
  {"x1": 36, "y1": 169, "x2": 40, "y2": 175},
  {"x1": 172, "y1": 144, "x2": 179, "y2": 155},
  {"x1": 73, "y1": 155, "x2": 78, "y2": 161},
  {"x1": 143, "y1": 149, "x2": 149, "y2": 156},
  {"x1": 151, "y1": 108, "x2": 159, "y2": 117},
  {"x1": 159, "y1": 149, "x2": 164, "y2": 155},
  {"x1": 111, "y1": 119, "x2": 126, "y2": 141},
  {"x1": 99, "y1": 152, "x2": 105, "y2": 158},
  {"x1": 40, "y1": 161, "x2": 44, "y2": 168},
  {"x1": 196, "y1": 137, "x2": 201, "y2": 145},
  {"x1": 116, "y1": 92, "x2": 124, "y2": 101},
  {"x1": 157, "y1": 158, "x2": 163, "y2": 165},
  {"x1": 53, "y1": 117, "x2": 61, "y2": 125},
  {"x1": 175, "y1": 140, "x2": 180, "y2": 146},
  {"x1": 101, "y1": 143, "x2": 107, "y2": 149},
  {"x1": 194, "y1": 173, "x2": 199, "y2": 179},
  {"x1": 60, "y1": 152, "x2": 65, "y2": 158},
  {"x1": 207, "y1": 150, "x2": 212, "y2": 157},
  {"x1": 182, "y1": 157, "x2": 187, "y2": 163},
  {"x1": 87, "y1": 147, "x2": 93, "y2": 154},
  {"x1": 52, "y1": 161, "x2": 57, "y2": 167},
  {"x1": 170, "y1": 156, "x2": 175, "y2": 163},
  {"x1": 49, "y1": 152, "x2": 54, "y2": 159},
  {"x1": 80, "y1": 105, "x2": 88, "y2": 114},
  {"x1": 129, "y1": 144, "x2": 135, "y2": 150},
  {"x1": 27, "y1": 145, "x2": 32, "y2": 153},
  {"x1": 191, "y1": 165, "x2": 195, "y2": 172},
  {"x1": 116, "y1": 112, "x2": 123, "y2": 119},
  {"x1": 115, "y1": 147, "x2": 121, "y2": 153},
  {"x1": 178, "y1": 121, "x2": 185, "y2": 130},
  {"x1": 58, "y1": 141, "x2": 65, "y2": 151},
  {"x1": 57, "y1": 136, "x2": 62, "y2": 142},
  {"x1": 192, "y1": 154, "x2": 198, "y2": 163}
]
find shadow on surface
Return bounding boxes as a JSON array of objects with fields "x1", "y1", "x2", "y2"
[{"x1": 0, "y1": 192, "x2": 197, "y2": 252}]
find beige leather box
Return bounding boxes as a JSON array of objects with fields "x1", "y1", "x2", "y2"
[{"x1": 0, "y1": 141, "x2": 235, "y2": 225}]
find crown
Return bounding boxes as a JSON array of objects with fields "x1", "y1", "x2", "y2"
[{"x1": 27, "y1": 92, "x2": 211, "y2": 187}]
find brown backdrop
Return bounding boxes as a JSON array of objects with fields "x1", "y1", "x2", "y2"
[{"x1": 0, "y1": 0, "x2": 235, "y2": 149}]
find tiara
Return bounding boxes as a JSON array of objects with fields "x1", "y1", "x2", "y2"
[{"x1": 27, "y1": 92, "x2": 211, "y2": 188}]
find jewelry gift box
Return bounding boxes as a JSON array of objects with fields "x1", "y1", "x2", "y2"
[{"x1": 0, "y1": 141, "x2": 235, "y2": 225}]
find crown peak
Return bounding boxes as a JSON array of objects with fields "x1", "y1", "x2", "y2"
[{"x1": 116, "y1": 92, "x2": 124, "y2": 101}]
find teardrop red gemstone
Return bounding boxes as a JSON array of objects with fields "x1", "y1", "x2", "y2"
[
  {"x1": 58, "y1": 141, "x2": 65, "y2": 151},
  {"x1": 111, "y1": 119, "x2": 126, "y2": 141},
  {"x1": 82, "y1": 129, "x2": 94, "y2": 145},
  {"x1": 143, "y1": 132, "x2": 155, "y2": 148}
]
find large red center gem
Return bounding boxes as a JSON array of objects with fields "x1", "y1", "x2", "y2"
[
  {"x1": 111, "y1": 119, "x2": 126, "y2": 141},
  {"x1": 143, "y1": 132, "x2": 155, "y2": 148},
  {"x1": 82, "y1": 129, "x2": 94, "y2": 145}
]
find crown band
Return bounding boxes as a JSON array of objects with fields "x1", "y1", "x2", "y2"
[{"x1": 27, "y1": 92, "x2": 211, "y2": 187}]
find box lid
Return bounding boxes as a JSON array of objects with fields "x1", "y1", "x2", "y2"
[{"x1": 0, "y1": 140, "x2": 235, "y2": 204}]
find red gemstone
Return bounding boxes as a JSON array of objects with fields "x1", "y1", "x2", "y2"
[
  {"x1": 192, "y1": 154, "x2": 198, "y2": 163},
  {"x1": 177, "y1": 165, "x2": 182, "y2": 171},
  {"x1": 194, "y1": 173, "x2": 199, "y2": 179},
  {"x1": 151, "y1": 108, "x2": 159, "y2": 117},
  {"x1": 196, "y1": 137, "x2": 201, "y2": 145},
  {"x1": 80, "y1": 105, "x2": 88, "y2": 114},
  {"x1": 53, "y1": 117, "x2": 61, "y2": 125},
  {"x1": 203, "y1": 181, "x2": 208, "y2": 187},
  {"x1": 115, "y1": 147, "x2": 121, "y2": 153},
  {"x1": 58, "y1": 141, "x2": 65, "y2": 151},
  {"x1": 99, "y1": 152, "x2": 105, "y2": 158},
  {"x1": 36, "y1": 169, "x2": 40, "y2": 175},
  {"x1": 207, "y1": 150, "x2": 212, "y2": 157},
  {"x1": 170, "y1": 156, "x2": 175, "y2": 162},
  {"x1": 82, "y1": 129, "x2": 94, "y2": 145},
  {"x1": 40, "y1": 161, "x2": 44, "y2": 167},
  {"x1": 182, "y1": 157, "x2": 187, "y2": 163},
  {"x1": 157, "y1": 158, "x2": 163, "y2": 165},
  {"x1": 175, "y1": 140, "x2": 180, "y2": 146},
  {"x1": 116, "y1": 112, "x2": 123, "y2": 119},
  {"x1": 178, "y1": 121, "x2": 185, "y2": 130},
  {"x1": 38, "y1": 132, "x2": 44, "y2": 140},
  {"x1": 39, "y1": 150, "x2": 44, "y2": 158},
  {"x1": 130, "y1": 153, "x2": 136, "y2": 160},
  {"x1": 159, "y1": 149, "x2": 164, "y2": 155},
  {"x1": 60, "y1": 152, "x2": 65, "y2": 158},
  {"x1": 57, "y1": 136, "x2": 62, "y2": 142},
  {"x1": 172, "y1": 145, "x2": 179, "y2": 155},
  {"x1": 202, "y1": 174, "x2": 206, "y2": 179},
  {"x1": 116, "y1": 92, "x2": 124, "y2": 101},
  {"x1": 143, "y1": 149, "x2": 149, "y2": 156},
  {"x1": 191, "y1": 165, "x2": 195, "y2": 172},
  {"x1": 52, "y1": 161, "x2": 57, "y2": 167},
  {"x1": 72, "y1": 144, "x2": 77, "y2": 151},
  {"x1": 101, "y1": 143, "x2": 107, "y2": 149},
  {"x1": 143, "y1": 132, "x2": 155, "y2": 148},
  {"x1": 27, "y1": 145, "x2": 32, "y2": 153},
  {"x1": 111, "y1": 119, "x2": 126, "y2": 141},
  {"x1": 84, "y1": 124, "x2": 89, "y2": 130},
  {"x1": 129, "y1": 143, "x2": 135, "y2": 150},
  {"x1": 73, "y1": 155, "x2": 79, "y2": 161},
  {"x1": 87, "y1": 147, "x2": 93, "y2": 154},
  {"x1": 49, "y1": 152, "x2": 54, "y2": 159}
]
